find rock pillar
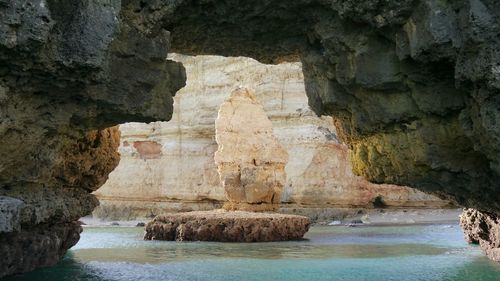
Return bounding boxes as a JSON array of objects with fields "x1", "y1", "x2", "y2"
[{"x1": 214, "y1": 88, "x2": 288, "y2": 211}]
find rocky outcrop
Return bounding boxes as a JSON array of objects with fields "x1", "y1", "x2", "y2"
[
  {"x1": 144, "y1": 85, "x2": 309, "y2": 243},
  {"x1": 144, "y1": 210, "x2": 310, "y2": 242},
  {"x1": 94, "y1": 55, "x2": 449, "y2": 220},
  {"x1": 0, "y1": 1, "x2": 185, "y2": 277},
  {"x1": 0, "y1": 127, "x2": 118, "y2": 277},
  {"x1": 0, "y1": 222, "x2": 82, "y2": 277},
  {"x1": 215, "y1": 88, "x2": 288, "y2": 212},
  {"x1": 460, "y1": 209, "x2": 500, "y2": 262}
]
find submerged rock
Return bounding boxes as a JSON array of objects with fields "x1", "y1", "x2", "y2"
[
  {"x1": 144, "y1": 210, "x2": 310, "y2": 242},
  {"x1": 214, "y1": 88, "x2": 288, "y2": 212}
]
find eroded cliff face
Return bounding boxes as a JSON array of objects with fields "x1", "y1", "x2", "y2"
[
  {"x1": 133, "y1": 0, "x2": 499, "y2": 215},
  {"x1": 0, "y1": 1, "x2": 185, "y2": 277},
  {"x1": 1, "y1": 0, "x2": 499, "y2": 274},
  {"x1": 121, "y1": 0, "x2": 499, "y2": 259},
  {"x1": 460, "y1": 209, "x2": 500, "y2": 262},
  {"x1": 94, "y1": 55, "x2": 449, "y2": 219}
]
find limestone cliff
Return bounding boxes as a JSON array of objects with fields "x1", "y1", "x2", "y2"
[{"x1": 94, "y1": 55, "x2": 449, "y2": 219}]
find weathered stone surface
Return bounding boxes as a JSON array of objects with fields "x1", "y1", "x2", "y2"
[
  {"x1": 94, "y1": 55, "x2": 449, "y2": 219},
  {"x1": 460, "y1": 209, "x2": 500, "y2": 262},
  {"x1": 0, "y1": 1, "x2": 185, "y2": 276},
  {"x1": 0, "y1": 222, "x2": 82, "y2": 278},
  {"x1": 144, "y1": 210, "x2": 310, "y2": 242},
  {"x1": 299, "y1": 1, "x2": 500, "y2": 215},
  {"x1": 0, "y1": 196, "x2": 24, "y2": 233},
  {"x1": 140, "y1": 0, "x2": 499, "y2": 216},
  {"x1": 0, "y1": 186, "x2": 98, "y2": 227},
  {"x1": 214, "y1": 87, "x2": 288, "y2": 211}
]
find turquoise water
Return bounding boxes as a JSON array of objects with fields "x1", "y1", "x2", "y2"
[{"x1": 5, "y1": 224, "x2": 500, "y2": 281}]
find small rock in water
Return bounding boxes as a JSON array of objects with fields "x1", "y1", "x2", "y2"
[
  {"x1": 328, "y1": 220, "x2": 342, "y2": 226},
  {"x1": 136, "y1": 222, "x2": 145, "y2": 227},
  {"x1": 110, "y1": 222, "x2": 120, "y2": 226},
  {"x1": 346, "y1": 219, "x2": 364, "y2": 227}
]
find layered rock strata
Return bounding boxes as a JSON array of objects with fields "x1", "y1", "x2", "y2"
[
  {"x1": 95, "y1": 55, "x2": 449, "y2": 220},
  {"x1": 214, "y1": 88, "x2": 288, "y2": 212},
  {"x1": 460, "y1": 209, "x2": 500, "y2": 262}
]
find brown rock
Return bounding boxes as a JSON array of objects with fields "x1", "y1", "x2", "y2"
[
  {"x1": 144, "y1": 210, "x2": 310, "y2": 242},
  {"x1": 214, "y1": 88, "x2": 288, "y2": 211},
  {"x1": 460, "y1": 208, "x2": 500, "y2": 262}
]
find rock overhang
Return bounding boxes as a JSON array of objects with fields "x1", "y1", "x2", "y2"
[{"x1": 1, "y1": 0, "x2": 500, "y2": 275}]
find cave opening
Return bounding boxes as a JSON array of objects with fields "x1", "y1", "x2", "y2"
[{"x1": 2, "y1": 0, "x2": 500, "y2": 279}]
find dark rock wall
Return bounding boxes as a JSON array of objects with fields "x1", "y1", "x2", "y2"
[
  {"x1": 0, "y1": 0, "x2": 185, "y2": 277},
  {"x1": 302, "y1": 0, "x2": 500, "y2": 214}
]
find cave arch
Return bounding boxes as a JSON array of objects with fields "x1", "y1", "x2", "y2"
[
  {"x1": 123, "y1": 0, "x2": 500, "y2": 213},
  {"x1": 1, "y1": 0, "x2": 499, "y2": 276}
]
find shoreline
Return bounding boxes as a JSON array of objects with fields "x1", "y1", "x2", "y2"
[{"x1": 80, "y1": 208, "x2": 462, "y2": 228}]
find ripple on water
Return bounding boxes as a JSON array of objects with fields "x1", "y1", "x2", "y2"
[{"x1": 4, "y1": 224, "x2": 500, "y2": 281}]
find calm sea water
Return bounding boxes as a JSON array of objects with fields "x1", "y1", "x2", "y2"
[{"x1": 5, "y1": 224, "x2": 500, "y2": 281}]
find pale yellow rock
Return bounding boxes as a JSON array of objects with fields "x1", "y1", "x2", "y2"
[
  {"x1": 93, "y1": 54, "x2": 450, "y2": 219},
  {"x1": 214, "y1": 88, "x2": 288, "y2": 211}
]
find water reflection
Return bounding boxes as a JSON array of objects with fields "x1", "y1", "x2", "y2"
[{"x1": 72, "y1": 243, "x2": 448, "y2": 263}]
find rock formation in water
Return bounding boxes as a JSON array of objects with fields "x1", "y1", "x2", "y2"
[
  {"x1": 1, "y1": 0, "x2": 499, "y2": 274},
  {"x1": 94, "y1": 55, "x2": 449, "y2": 220},
  {"x1": 144, "y1": 86, "x2": 310, "y2": 242},
  {"x1": 214, "y1": 88, "x2": 288, "y2": 212},
  {"x1": 151, "y1": 0, "x2": 500, "y2": 215},
  {"x1": 460, "y1": 209, "x2": 500, "y2": 262},
  {"x1": 144, "y1": 210, "x2": 310, "y2": 242},
  {"x1": 138, "y1": 0, "x2": 499, "y2": 259}
]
